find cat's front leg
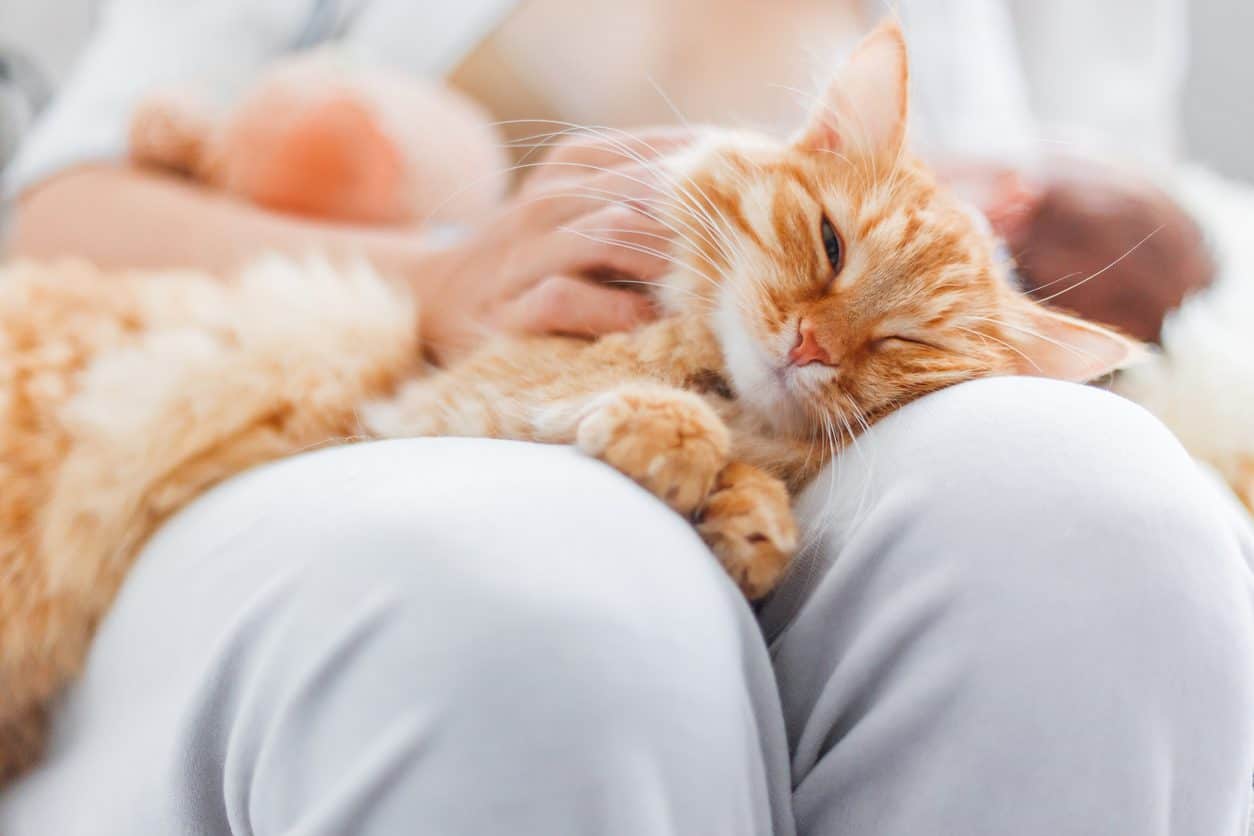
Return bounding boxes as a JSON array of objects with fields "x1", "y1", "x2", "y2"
[
  {"x1": 568, "y1": 386, "x2": 797, "y2": 598},
  {"x1": 572, "y1": 383, "x2": 730, "y2": 516},
  {"x1": 363, "y1": 374, "x2": 518, "y2": 440},
  {"x1": 696, "y1": 462, "x2": 797, "y2": 599}
]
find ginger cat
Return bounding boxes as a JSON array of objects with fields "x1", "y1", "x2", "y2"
[{"x1": 0, "y1": 22, "x2": 1138, "y2": 782}]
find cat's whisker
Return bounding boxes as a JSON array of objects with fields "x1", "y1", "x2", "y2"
[
  {"x1": 423, "y1": 123, "x2": 692, "y2": 217},
  {"x1": 491, "y1": 119, "x2": 678, "y2": 168},
  {"x1": 584, "y1": 121, "x2": 737, "y2": 239},
  {"x1": 821, "y1": 408, "x2": 860, "y2": 545},
  {"x1": 554, "y1": 227, "x2": 726, "y2": 292},
  {"x1": 557, "y1": 213, "x2": 728, "y2": 288},
  {"x1": 827, "y1": 408, "x2": 857, "y2": 517},
  {"x1": 18, "y1": 24, "x2": 1168, "y2": 783},
  {"x1": 952, "y1": 324, "x2": 1040, "y2": 373},
  {"x1": 629, "y1": 196, "x2": 742, "y2": 267},
  {"x1": 846, "y1": 399, "x2": 881, "y2": 532},
  {"x1": 501, "y1": 121, "x2": 748, "y2": 268},
  {"x1": 503, "y1": 159, "x2": 673, "y2": 200},
  {"x1": 624, "y1": 142, "x2": 753, "y2": 269},
  {"x1": 1033, "y1": 225, "x2": 1164, "y2": 305},
  {"x1": 572, "y1": 225, "x2": 726, "y2": 277},
  {"x1": 396, "y1": 122, "x2": 638, "y2": 223},
  {"x1": 807, "y1": 409, "x2": 841, "y2": 552},
  {"x1": 1017, "y1": 270, "x2": 1084, "y2": 295},
  {"x1": 796, "y1": 399, "x2": 823, "y2": 477},
  {"x1": 484, "y1": 144, "x2": 704, "y2": 234},
  {"x1": 655, "y1": 180, "x2": 745, "y2": 268},
  {"x1": 813, "y1": 146, "x2": 856, "y2": 170},
  {"x1": 596, "y1": 278, "x2": 715, "y2": 307},
  {"x1": 967, "y1": 315, "x2": 1103, "y2": 365},
  {"x1": 509, "y1": 185, "x2": 710, "y2": 248},
  {"x1": 545, "y1": 177, "x2": 740, "y2": 268}
]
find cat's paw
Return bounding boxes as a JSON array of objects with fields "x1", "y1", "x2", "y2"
[
  {"x1": 577, "y1": 387, "x2": 730, "y2": 516},
  {"x1": 696, "y1": 462, "x2": 797, "y2": 600}
]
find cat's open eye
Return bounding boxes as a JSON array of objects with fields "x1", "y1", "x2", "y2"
[{"x1": 820, "y1": 216, "x2": 843, "y2": 278}]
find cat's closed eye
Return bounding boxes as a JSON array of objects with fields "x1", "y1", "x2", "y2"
[{"x1": 871, "y1": 335, "x2": 938, "y2": 351}]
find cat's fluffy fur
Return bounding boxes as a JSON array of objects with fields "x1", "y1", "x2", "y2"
[
  {"x1": 0, "y1": 21, "x2": 1137, "y2": 781},
  {"x1": 0, "y1": 256, "x2": 419, "y2": 778},
  {"x1": 1112, "y1": 165, "x2": 1254, "y2": 511}
]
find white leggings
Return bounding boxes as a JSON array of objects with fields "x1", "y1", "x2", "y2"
[{"x1": 3, "y1": 377, "x2": 1252, "y2": 835}]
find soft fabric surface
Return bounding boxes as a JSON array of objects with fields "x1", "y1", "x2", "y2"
[{"x1": 4, "y1": 378, "x2": 1250, "y2": 834}]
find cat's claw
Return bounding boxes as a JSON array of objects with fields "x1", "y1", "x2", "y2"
[
  {"x1": 696, "y1": 462, "x2": 797, "y2": 600},
  {"x1": 576, "y1": 386, "x2": 729, "y2": 517}
]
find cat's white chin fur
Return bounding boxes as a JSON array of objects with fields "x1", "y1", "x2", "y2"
[
  {"x1": 657, "y1": 130, "x2": 816, "y2": 435},
  {"x1": 712, "y1": 287, "x2": 811, "y2": 436},
  {"x1": 654, "y1": 129, "x2": 781, "y2": 317}
]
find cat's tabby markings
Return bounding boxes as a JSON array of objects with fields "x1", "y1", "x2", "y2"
[{"x1": 0, "y1": 21, "x2": 1138, "y2": 781}]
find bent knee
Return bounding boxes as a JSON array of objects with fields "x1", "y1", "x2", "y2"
[
  {"x1": 182, "y1": 437, "x2": 740, "y2": 603},
  {"x1": 817, "y1": 376, "x2": 1254, "y2": 714},
  {"x1": 783, "y1": 380, "x2": 1254, "y2": 836},
  {"x1": 173, "y1": 441, "x2": 765, "y2": 804},
  {"x1": 818, "y1": 377, "x2": 1240, "y2": 568},
  {"x1": 205, "y1": 437, "x2": 756, "y2": 706}
]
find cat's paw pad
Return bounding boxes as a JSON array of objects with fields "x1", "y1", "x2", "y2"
[
  {"x1": 577, "y1": 388, "x2": 729, "y2": 516},
  {"x1": 696, "y1": 463, "x2": 797, "y2": 599}
]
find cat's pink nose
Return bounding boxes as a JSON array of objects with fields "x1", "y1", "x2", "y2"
[{"x1": 788, "y1": 318, "x2": 833, "y2": 367}]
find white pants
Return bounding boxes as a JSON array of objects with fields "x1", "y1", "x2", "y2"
[{"x1": 3, "y1": 377, "x2": 1252, "y2": 835}]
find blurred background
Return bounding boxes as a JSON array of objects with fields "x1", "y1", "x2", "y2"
[
  {"x1": 2, "y1": 0, "x2": 1252, "y2": 183},
  {"x1": 1181, "y1": 0, "x2": 1254, "y2": 183}
]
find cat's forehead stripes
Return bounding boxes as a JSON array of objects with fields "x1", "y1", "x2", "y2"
[
  {"x1": 741, "y1": 181, "x2": 782, "y2": 251},
  {"x1": 668, "y1": 139, "x2": 998, "y2": 349},
  {"x1": 683, "y1": 151, "x2": 829, "y2": 278}
]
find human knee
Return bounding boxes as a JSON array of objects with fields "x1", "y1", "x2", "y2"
[
  {"x1": 838, "y1": 376, "x2": 1218, "y2": 538},
  {"x1": 246, "y1": 439, "x2": 756, "y2": 742},
  {"x1": 201, "y1": 442, "x2": 768, "y2": 827},
  {"x1": 783, "y1": 379, "x2": 1254, "y2": 836},
  {"x1": 835, "y1": 377, "x2": 1254, "y2": 699}
]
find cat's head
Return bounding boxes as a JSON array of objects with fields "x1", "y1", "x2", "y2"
[{"x1": 659, "y1": 20, "x2": 1141, "y2": 436}]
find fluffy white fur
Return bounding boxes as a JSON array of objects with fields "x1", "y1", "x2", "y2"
[{"x1": 1113, "y1": 166, "x2": 1254, "y2": 510}]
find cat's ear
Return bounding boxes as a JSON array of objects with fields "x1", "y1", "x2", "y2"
[
  {"x1": 1004, "y1": 299, "x2": 1147, "y2": 382},
  {"x1": 796, "y1": 18, "x2": 909, "y2": 160}
]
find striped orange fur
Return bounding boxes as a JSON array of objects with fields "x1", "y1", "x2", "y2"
[{"x1": 0, "y1": 20, "x2": 1139, "y2": 781}]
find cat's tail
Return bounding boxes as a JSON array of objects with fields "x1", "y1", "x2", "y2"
[{"x1": 1114, "y1": 286, "x2": 1254, "y2": 511}]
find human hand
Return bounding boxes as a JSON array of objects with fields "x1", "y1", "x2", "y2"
[
  {"x1": 959, "y1": 157, "x2": 1214, "y2": 343},
  {"x1": 416, "y1": 127, "x2": 696, "y2": 360}
]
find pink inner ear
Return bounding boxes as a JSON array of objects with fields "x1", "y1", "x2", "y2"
[
  {"x1": 1010, "y1": 304, "x2": 1146, "y2": 383},
  {"x1": 798, "y1": 20, "x2": 909, "y2": 159}
]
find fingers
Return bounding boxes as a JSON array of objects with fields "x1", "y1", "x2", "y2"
[
  {"x1": 497, "y1": 275, "x2": 657, "y2": 338},
  {"x1": 534, "y1": 204, "x2": 677, "y2": 283},
  {"x1": 521, "y1": 162, "x2": 672, "y2": 228},
  {"x1": 511, "y1": 164, "x2": 680, "y2": 288}
]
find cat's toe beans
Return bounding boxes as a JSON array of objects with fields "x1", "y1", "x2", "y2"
[
  {"x1": 697, "y1": 463, "x2": 797, "y2": 600},
  {"x1": 700, "y1": 513, "x2": 796, "y2": 600}
]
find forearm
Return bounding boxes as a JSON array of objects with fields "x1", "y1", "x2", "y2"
[
  {"x1": 5, "y1": 130, "x2": 681, "y2": 359},
  {"x1": 7, "y1": 164, "x2": 434, "y2": 282}
]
